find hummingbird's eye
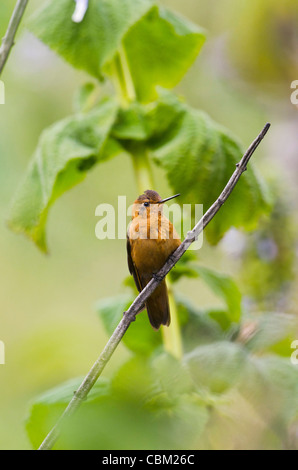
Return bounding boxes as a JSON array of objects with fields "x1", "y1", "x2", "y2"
[{"x1": 143, "y1": 201, "x2": 150, "y2": 207}]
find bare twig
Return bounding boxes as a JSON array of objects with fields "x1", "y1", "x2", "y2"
[
  {"x1": 38, "y1": 123, "x2": 271, "y2": 450},
  {"x1": 0, "y1": 0, "x2": 29, "y2": 76}
]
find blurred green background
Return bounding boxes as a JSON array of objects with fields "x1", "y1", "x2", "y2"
[{"x1": 0, "y1": 0, "x2": 297, "y2": 449}]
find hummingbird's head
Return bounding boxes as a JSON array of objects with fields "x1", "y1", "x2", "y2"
[{"x1": 131, "y1": 190, "x2": 180, "y2": 218}]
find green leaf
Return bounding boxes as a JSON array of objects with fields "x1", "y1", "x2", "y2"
[
  {"x1": 112, "y1": 356, "x2": 156, "y2": 402},
  {"x1": 96, "y1": 293, "x2": 162, "y2": 355},
  {"x1": 8, "y1": 98, "x2": 118, "y2": 252},
  {"x1": 239, "y1": 355, "x2": 298, "y2": 430},
  {"x1": 26, "y1": 360, "x2": 209, "y2": 449},
  {"x1": 122, "y1": 6, "x2": 206, "y2": 102},
  {"x1": 244, "y1": 312, "x2": 298, "y2": 357},
  {"x1": 147, "y1": 92, "x2": 271, "y2": 244},
  {"x1": 171, "y1": 258, "x2": 242, "y2": 327},
  {"x1": 150, "y1": 352, "x2": 194, "y2": 398},
  {"x1": 176, "y1": 294, "x2": 224, "y2": 352},
  {"x1": 73, "y1": 82, "x2": 99, "y2": 113},
  {"x1": 28, "y1": 0, "x2": 153, "y2": 79},
  {"x1": 169, "y1": 251, "x2": 198, "y2": 283},
  {"x1": 112, "y1": 102, "x2": 149, "y2": 141},
  {"x1": 28, "y1": 1, "x2": 205, "y2": 102},
  {"x1": 256, "y1": 356, "x2": 298, "y2": 422},
  {"x1": 111, "y1": 91, "x2": 270, "y2": 242},
  {"x1": 193, "y1": 265, "x2": 242, "y2": 324},
  {"x1": 185, "y1": 341, "x2": 248, "y2": 395},
  {"x1": 26, "y1": 377, "x2": 111, "y2": 450}
]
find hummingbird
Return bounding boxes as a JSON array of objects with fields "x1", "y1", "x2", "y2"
[{"x1": 127, "y1": 190, "x2": 181, "y2": 330}]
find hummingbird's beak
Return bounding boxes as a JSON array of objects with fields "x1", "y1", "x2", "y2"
[{"x1": 158, "y1": 193, "x2": 180, "y2": 204}]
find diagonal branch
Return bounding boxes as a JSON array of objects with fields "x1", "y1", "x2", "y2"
[
  {"x1": 38, "y1": 123, "x2": 271, "y2": 450},
  {"x1": 0, "y1": 0, "x2": 29, "y2": 76}
]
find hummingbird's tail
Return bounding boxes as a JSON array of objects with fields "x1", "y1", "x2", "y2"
[{"x1": 146, "y1": 280, "x2": 171, "y2": 330}]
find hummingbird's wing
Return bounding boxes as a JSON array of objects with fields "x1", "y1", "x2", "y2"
[
  {"x1": 127, "y1": 236, "x2": 142, "y2": 292},
  {"x1": 127, "y1": 236, "x2": 171, "y2": 330}
]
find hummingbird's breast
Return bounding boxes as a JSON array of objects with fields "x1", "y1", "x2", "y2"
[{"x1": 128, "y1": 214, "x2": 181, "y2": 275}]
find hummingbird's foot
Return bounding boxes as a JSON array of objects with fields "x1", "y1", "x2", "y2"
[{"x1": 152, "y1": 273, "x2": 164, "y2": 283}]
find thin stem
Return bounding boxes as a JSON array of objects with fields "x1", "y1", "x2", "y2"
[
  {"x1": 131, "y1": 143, "x2": 155, "y2": 194},
  {"x1": 162, "y1": 280, "x2": 183, "y2": 360},
  {"x1": 38, "y1": 123, "x2": 270, "y2": 451},
  {"x1": 118, "y1": 44, "x2": 136, "y2": 103},
  {"x1": 109, "y1": 45, "x2": 136, "y2": 107},
  {"x1": 0, "y1": 0, "x2": 29, "y2": 76}
]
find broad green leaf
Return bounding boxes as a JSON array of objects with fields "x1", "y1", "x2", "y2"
[
  {"x1": 111, "y1": 91, "x2": 270, "y2": 242},
  {"x1": 244, "y1": 312, "x2": 298, "y2": 356},
  {"x1": 111, "y1": 354, "x2": 209, "y2": 447},
  {"x1": 73, "y1": 82, "x2": 99, "y2": 113},
  {"x1": 26, "y1": 358, "x2": 209, "y2": 450},
  {"x1": 256, "y1": 356, "x2": 298, "y2": 422},
  {"x1": 112, "y1": 356, "x2": 156, "y2": 402},
  {"x1": 150, "y1": 352, "x2": 194, "y2": 398},
  {"x1": 239, "y1": 355, "x2": 298, "y2": 431},
  {"x1": 29, "y1": 1, "x2": 205, "y2": 102},
  {"x1": 171, "y1": 259, "x2": 242, "y2": 326},
  {"x1": 193, "y1": 265, "x2": 242, "y2": 324},
  {"x1": 122, "y1": 6, "x2": 206, "y2": 102},
  {"x1": 176, "y1": 294, "x2": 224, "y2": 352},
  {"x1": 185, "y1": 341, "x2": 248, "y2": 395},
  {"x1": 169, "y1": 251, "x2": 198, "y2": 283},
  {"x1": 170, "y1": 256, "x2": 241, "y2": 327},
  {"x1": 147, "y1": 93, "x2": 271, "y2": 244},
  {"x1": 111, "y1": 87, "x2": 185, "y2": 142},
  {"x1": 28, "y1": 0, "x2": 153, "y2": 79},
  {"x1": 26, "y1": 374, "x2": 172, "y2": 450},
  {"x1": 26, "y1": 377, "x2": 111, "y2": 450},
  {"x1": 112, "y1": 102, "x2": 149, "y2": 141},
  {"x1": 96, "y1": 293, "x2": 162, "y2": 355},
  {"x1": 8, "y1": 98, "x2": 118, "y2": 252},
  {"x1": 206, "y1": 308, "x2": 238, "y2": 332}
]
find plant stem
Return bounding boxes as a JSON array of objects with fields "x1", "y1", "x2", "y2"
[
  {"x1": 110, "y1": 45, "x2": 136, "y2": 107},
  {"x1": 38, "y1": 123, "x2": 270, "y2": 451},
  {"x1": 131, "y1": 143, "x2": 154, "y2": 194},
  {"x1": 118, "y1": 44, "x2": 136, "y2": 102},
  {"x1": 0, "y1": 0, "x2": 29, "y2": 76},
  {"x1": 163, "y1": 280, "x2": 183, "y2": 359}
]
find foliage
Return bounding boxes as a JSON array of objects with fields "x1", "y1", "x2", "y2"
[
  {"x1": 8, "y1": 0, "x2": 270, "y2": 250},
  {"x1": 5, "y1": 0, "x2": 296, "y2": 450},
  {"x1": 26, "y1": 255, "x2": 298, "y2": 450}
]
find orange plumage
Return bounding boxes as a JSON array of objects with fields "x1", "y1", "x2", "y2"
[{"x1": 127, "y1": 190, "x2": 181, "y2": 329}]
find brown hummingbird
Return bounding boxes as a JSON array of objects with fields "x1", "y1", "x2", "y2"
[{"x1": 127, "y1": 190, "x2": 181, "y2": 330}]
